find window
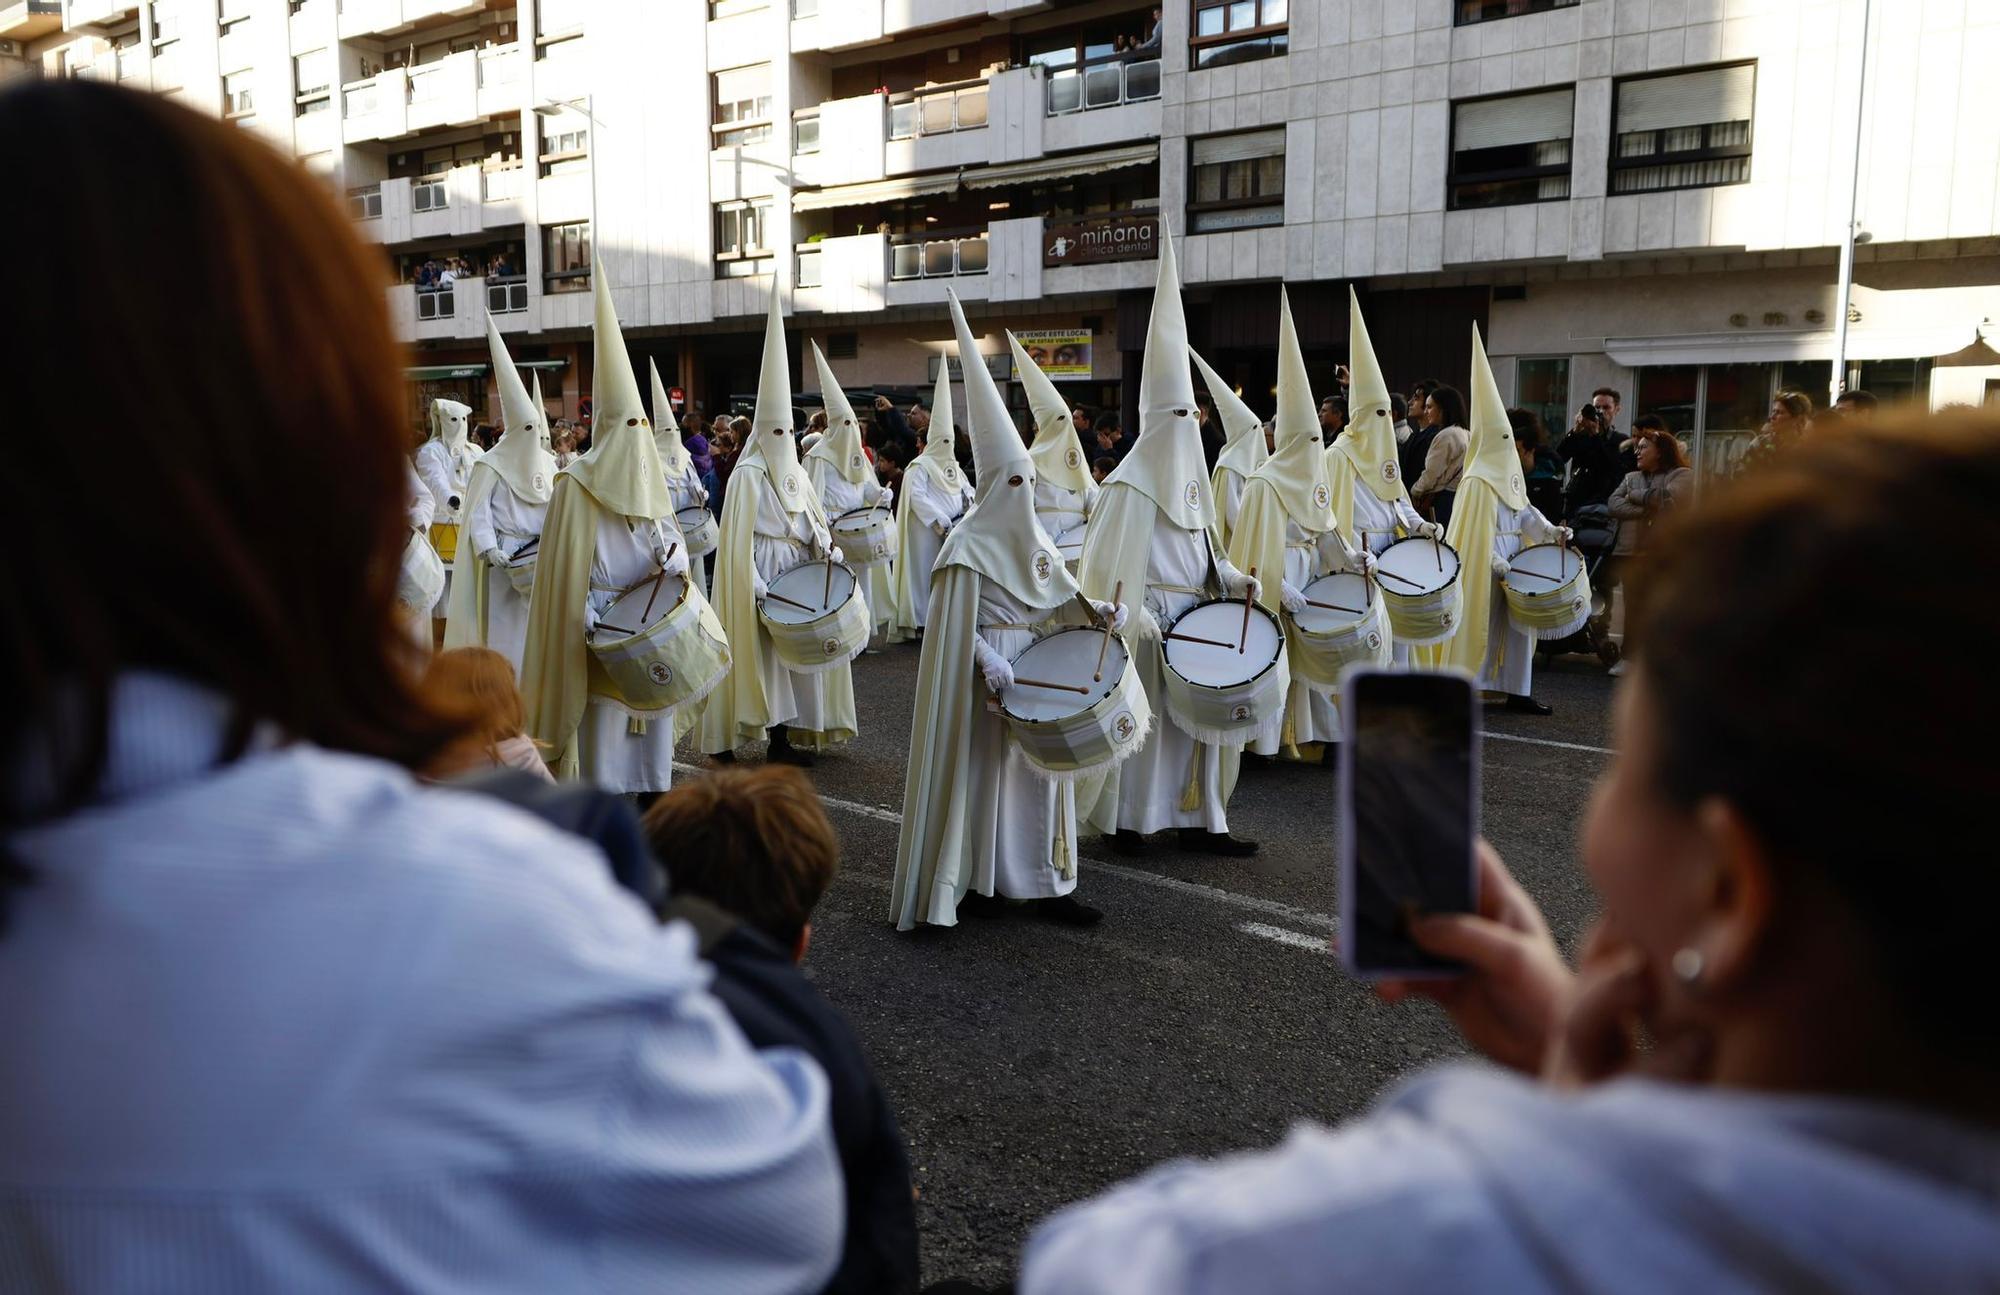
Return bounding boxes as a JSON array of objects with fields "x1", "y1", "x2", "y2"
[
  {"x1": 1515, "y1": 357, "x2": 1570, "y2": 445},
  {"x1": 150, "y1": 0, "x2": 178, "y2": 45},
  {"x1": 709, "y1": 0, "x2": 766, "y2": 15},
  {"x1": 538, "y1": 115, "x2": 589, "y2": 177},
  {"x1": 712, "y1": 64, "x2": 773, "y2": 148},
  {"x1": 1449, "y1": 87, "x2": 1573, "y2": 209},
  {"x1": 348, "y1": 184, "x2": 383, "y2": 219},
  {"x1": 543, "y1": 221, "x2": 591, "y2": 293},
  {"x1": 1187, "y1": 129, "x2": 1285, "y2": 233},
  {"x1": 219, "y1": 13, "x2": 251, "y2": 35},
  {"x1": 223, "y1": 70, "x2": 253, "y2": 117},
  {"x1": 792, "y1": 0, "x2": 818, "y2": 15},
  {"x1": 294, "y1": 48, "x2": 330, "y2": 115},
  {"x1": 794, "y1": 113, "x2": 820, "y2": 154},
  {"x1": 1611, "y1": 62, "x2": 1754, "y2": 195},
  {"x1": 715, "y1": 200, "x2": 774, "y2": 277},
  {"x1": 537, "y1": 0, "x2": 583, "y2": 44},
  {"x1": 1190, "y1": 0, "x2": 1287, "y2": 69},
  {"x1": 1455, "y1": 0, "x2": 1578, "y2": 25}
]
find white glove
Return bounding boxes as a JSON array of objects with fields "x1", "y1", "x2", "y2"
[
  {"x1": 932, "y1": 519, "x2": 952, "y2": 538},
  {"x1": 583, "y1": 601, "x2": 601, "y2": 639},
  {"x1": 1418, "y1": 520, "x2": 1445, "y2": 541},
  {"x1": 973, "y1": 636, "x2": 1014, "y2": 694},
  {"x1": 1556, "y1": 526, "x2": 1575, "y2": 544},
  {"x1": 864, "y1": 481, "x2": 888, "y2": 507},
  {"x1": 752, "y1": 572, "x2": 769, "y2": 603},
  {"x1": 1492, "y1": 555, "x2": 1512, "y2": 579},
  {"x1": 658, "y1": 545, "x2": 689, "y2": 579},
  {"x1": 1356, "y1": 548, "x2": 1378, "y2": 578},
  {"x1": 481, "y1": 547, "x2": 509, "y2": 569},
  {"x1": 1089, "y1": 599, "x2": 1130, "y2": 633},
  {"x1": 1279, "y1": 581, "x2": 1308, "y2": 615}
]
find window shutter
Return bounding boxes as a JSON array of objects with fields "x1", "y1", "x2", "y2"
[
  {"x1": 1617, "y1": 64, "x2": 1754, "y2": 132},
  {"x1": 715, "y1": 63, "x2": 771, "y2": 107},
  {"x1": 1191, "y1": 127, "x2": 1286, "y2": 167},
  {"x1": 1453, "y1": 88, "x2": 1575, "y2": 152}
]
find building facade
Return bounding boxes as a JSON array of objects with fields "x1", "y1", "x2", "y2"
[{"x1": 10, "y1": 0, "x2": 1999, "y2": 470}]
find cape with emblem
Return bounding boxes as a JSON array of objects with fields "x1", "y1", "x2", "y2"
[
  {"x1": 885, "y1": 363, "x2": 973, "y2": 642},
  {"x1": 1192, "y1": 345, "x2": 1267, "y2": 555}
]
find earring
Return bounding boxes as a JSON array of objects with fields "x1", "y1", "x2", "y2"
[{"x1": 1671, "y1": 947, "x2": 1706, "y2": 988}]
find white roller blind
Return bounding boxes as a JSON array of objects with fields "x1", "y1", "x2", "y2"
[
  {"x1": 294, "y1": 48, "x2": 329, "y2": 94},
  {"x1": 1453, "y1": 88, "x2": 1574, "y2": 152},
  {"x1": 715, "y1": 63, "x2": 770, "y2": 104},
  {"x1": 1191, "y1": 128, "x2": 1285, "y2": 167},
  {"x1": 1618, "y1": 63, "x2": 1755, "y2": 132}
]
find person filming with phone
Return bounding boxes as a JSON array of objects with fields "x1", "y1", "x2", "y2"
[{"x1": 1020, "y1": 413, "x2": 2000, "y2": 1293}]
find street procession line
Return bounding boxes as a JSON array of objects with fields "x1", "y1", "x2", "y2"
[
  {"x1": 1237, "y1": 921, "x2": 1335, "y2": 953},
  {"x1": 1483, "y1": 731, "x2": 1615, "y2": 756}
]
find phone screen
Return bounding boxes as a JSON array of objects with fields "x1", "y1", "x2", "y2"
[{"x1": 1340, "y1": 671, "x2": 1479, "y2": 977}]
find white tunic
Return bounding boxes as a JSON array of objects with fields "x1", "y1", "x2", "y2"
[
  {"x1": 809, "y1": 461, "x2": 893, "y2": 640},
  {"x1": 898, "y1": 460, "x2": 973, "y2": 630},
  {"x1": 579, "y1": 510, "x2": 684, "y2": 794},
  {"x1": 1248, "y1": 518, "x2": 1345, "y2": 755},
  {"x1": 1214, "y1": 469, "x2": 1249, "y2": 547},
  {"x1": 970, "y1": 584, "x2": 1080, "y2": 900},
  {"x1": 1351, "y1": 486, "x2": 1430, "y2": 667},
  {"x1": 662, "y1": 460, "x2": 710, "y2": 595},
  {"x1": 464, "y1": 482, "x2": 549, "y2": 676},
  {"x1": 1034, "y1": 478, "x2": 1098, "y2": 540},
  {"x1": 1477, "y1": 501, "x2": 1559, "y2": 697},
  {"x1": 751, "y1": 484, "x2": 843, "y2": 734},
  {"x1": 415, "y1": 438, "x2": 482, "y2": 619}
]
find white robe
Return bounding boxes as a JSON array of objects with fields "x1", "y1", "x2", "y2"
[
  {"x1": 971, "y1": 584, "x2": 1082, "y2": 901},
  {"x1": 1477, "y1": 501, "x2": 1559, "y2": 697},
  {"x1": 463, "y1": 481, "x2": 549, "y2": 675},
  {"x1": 579, "y1": 511, "x2": 682, "y2": 794},
  {"x1": 896, "y1": 459, "x2": 972, "y2": 631},
  {"x1": 810, "y1": 460, "x2": 893, "y2": 641},
  {"x1": 1034, "y1": 477, "x2": 1097, "y2": 539},
  {"x1": 397, "y1": 464, "x2": 439, "y2": 655},
  {"x1": 1213, "y1": 468, "x2": 1250, "y2": 547},
  {"x1": 751, "y1": 480, "x2": 851, "y2": 737},
  {"x1": 415, "y1": 438, "x2": 481, "y2": 620},
  {"x1": 1248, "y1": 518, "x2": 1345, "y2": 755},
  {"x1": 1350, "y1": 485, "x2": 1429, "y2": 668}
]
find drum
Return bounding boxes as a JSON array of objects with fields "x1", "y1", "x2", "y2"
[
  {"x1": 588, "y1": 573, "x2": 732, "y2": 713},
  {"x1": 1286, "y1": 571, "x2": 1390, "y2": 686},
  {"x1": 1503, "y1": 543, "x2": 1592, "y2": 640},
  {"x1": 396, "y1": 530, "x2": 446, "y2": 619},
  {"x1": 1054, "y1": 524, "x2": 1087, "y2": 572},
  {"x1": 831, "y1": 506, "x2": 898, "y2": 568},
  {"x1": 503, "y1": 538, "x2": 539, "y2": 596},
  {"x1": 1159, "y1": 598, "x2": 1290, "y2": 743},
  {"x1": 999, "y1": 627, "x2": 1152, "y2": 781},
  {"x1": 675, "y1": 505, "x2": 719, "y2": 560},
  {"x1": 758, "y1": 559, "x2": 870, "y2": 673},
  {"x1": 1373, "y1": 537, "x2": 1461, "y2": 646},
  {"x1": 428, "y1": 521, "x2": 460, "y2": 564}
]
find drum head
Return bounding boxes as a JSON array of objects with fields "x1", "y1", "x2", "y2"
[
  {"x1": 675, "y1": 505, "x2": 708, "y2": 526},
  {"x1": 602, "y1": 573, "x2": 689, "y2": 637},
  {"x1": 1164, "y1": 600, "x2": 1284, "y2": 684},
  {"x1": 1506, "y1": 543, "x2": 1580, "y2": 588},
  {"x1": 1002, "y1": 628, "x2": 1128, "y2": 721},
  {"x1": 1054, "y1": 525, "x2": 1087, "y2": 558},
  {"x1": 1376, "y1": 537, "x2": 1459, "y2": 595},
  {"x1": 1292, "y1": 572, "x2": 1373, "y2": 633},
  {"x1": 765, "y1": 560, "x2": 858, "y2": 624}
]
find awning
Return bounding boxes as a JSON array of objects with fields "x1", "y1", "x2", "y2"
[
  {"x1": 962, "y1": 142, "x2": 1158, "y2": 190},
  {"x1": 1604, "y1": 324, "x2": 1987, "y2": 368},
  {"x1": 406, "y1": 364, "x2": 488, "y2": 380},
  {"x1": 791, "y1": 173, "x2": 961, "y2": 213}
]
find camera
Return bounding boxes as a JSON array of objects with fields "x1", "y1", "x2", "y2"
[{"x1": 1578, "y1": 403, "x2": 1602, "y2": 424}]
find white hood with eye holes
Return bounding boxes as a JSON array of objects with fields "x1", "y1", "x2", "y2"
[{"x1": 935, "y1": 291, "x2": 1080, "y2": 611}]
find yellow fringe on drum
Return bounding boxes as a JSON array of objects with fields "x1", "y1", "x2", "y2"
[
  {"x1": 1053, "y1": 801, "x2": 1075, "y2": 881},
  {"x1": 1179, "y1": 741, "x2": 1205, "y2": 813}
]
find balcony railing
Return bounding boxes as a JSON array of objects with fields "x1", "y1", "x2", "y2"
[
  {"x1": 796, "y1": 244, "x2": 823, "y2": 288},
  {"x1": 412, "y1": 174, "x2": 448, "y2": 212},
  {"x1": 342, "y1": 77, "x2": 379, "y2": 118},
  {"x1": 347, "y1": 183, "x2": 382, "y2": 219},
  {"x1": 486, "y1": 276, "x2": 527, "y2": 314},
  {"x1": 890, "y1": 233, "x2": 988, "y2": 280},
  {"x1": 1047, "y1": 58, "x2": 1160, "y2": 115},
  {"x1": 482, "y1": 162, "x2": 524, "y2": 201},
  {"x1": 888, "y1": 79, "x2": 988, "y2": 140},
  {"x1": 478, "y1": 44, "x2": 520, "y2": 86},
  {"x1": 416, "y1": 284, "x2": 454, "y2": 320},
  {"x1": 407, "y1": 65, "x2": 444, "y2": 105}
]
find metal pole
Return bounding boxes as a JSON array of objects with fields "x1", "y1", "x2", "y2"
[
  {"x1": 587, "y1": 91, "x2": 598, "y2": 262},
  {"x1": 1830, "y1": 0, "x2": 1871, "y2": 407}
]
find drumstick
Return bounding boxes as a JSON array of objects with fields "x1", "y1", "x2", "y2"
[
  {"x1": 511, "y1": 538, "x2": 539, "y2": 560},
  {"x1": 764, "y1": 590, "x2": 816, "y2": 613},
  {"x1": 1434, "y1": 537, "x2": 1443, "y2": 573},
  {"x1": 1239, "y1": 566, "x2": 1256, "y2": 654},
  {"x1": 1013, "y1": 677, "x2": 1091, "y2": 695},
  {"x1": 596, "y1": 621, "x2": 637, "y2": 636},
  {"x1": 641, "y1": 544, "x2": 679, "y2": 621},
  {"x1": 1093, "y1": 579, "x2": 1122, "y2": 683},
  {"x1": 1305, "y1": 598, "x2": 1366, "y2": 615},
  {"x1": 1164, "y1": 630, "x2": 1235, "y2": 649},
  {"x1": 1377, "y1": 569, "x2": 1424, "y2": 590},
  {"x1": 1509, "y1": 568, "x2": 1563, "y2": 585},
  {"x1": 823, "y1": 555, "x2": 835, "y2": 605}
]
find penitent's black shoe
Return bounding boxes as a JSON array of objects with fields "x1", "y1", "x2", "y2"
[
  {"x1": 1179, "y1": 829, "x2": 1260, "y2": 857},
  {"x1": 710, "y1": 750, "x2": 738, "y2": 766},
  {"x1": 767, "y1": 740, "x2": 817, "y2": 768},
  {"x1": 1037, "y1": 895, "x2": 1103, "y2": 927},
  {"x1": 1504, "y1": 695, "x2": 1554, "y2": 716},
  {"x1": 1106, "y1": 829, "x2": 1148, "y2": 856}
]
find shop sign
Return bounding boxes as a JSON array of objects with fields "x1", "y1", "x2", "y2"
[
  {"x1": 1043, "y1": 213, "x2": 1159, "y2": 267},
  {"x1": 1013, "y1": 329, "x2": 1093, "y2": 379}
]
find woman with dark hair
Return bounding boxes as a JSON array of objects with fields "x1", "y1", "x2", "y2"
[
  {"x1": 1603, "y1": 414, "x2": 1694, "y2": 674},
  {"x1": 0, "y1": 82, "x2": 839, "y2": 1289},
  {"x1": 1509, "y1": 406, "x2": 1563, "y2": 520},
  {"x1": 1410, "y1": 382, "x2": 1469, "y2": 524},
  {"x1": 1024, "y1": 412, "x2": 2000, "y2": 1292}
]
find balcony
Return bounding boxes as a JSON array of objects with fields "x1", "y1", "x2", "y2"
[
  {"x1": 65, "y1": 0, "x2": 137, "y2": 25},
  {"x1": 474, "y1": 42, "x2": 519, "y2": 115},
  {"x1": 348, "y1": 182, "x2": 384, "y2": 221},
  {"x1": 888, "y1": 79, "x2": 987, "y2": 141},
  {"x1": 1046, "y1": 58, "x2": 1159, "y2": 116},
  {"x1": 338, "y1": 0, "x2": 491, "y2": 41},
  {"x1": 342, "y1": 69, "x2": 408, "y2": 143},
  {"x1": 486, "y1": 274, "x2": 528, "y2": 315},
  {"x1": 0, "y1": 0, "x2": 63, "y2": 40},
  {"x1": 791, "y1": 232, "x2": 887, "y2": 317},
  {"x1": 481, "y1": 160, "x2": 524, "y2": 226},
  {"x1": 416, "y1": 282, "x2": 454, "y2": 322},
  {"x1": 890, "y1": 232, "x2": 988, "y2": 281},
  {"x1": 387, "y1": 276, "x2": 498, "y2": 343},
  {"x1": 403, "y1": 48, "x2": 481, "y2": 134}
]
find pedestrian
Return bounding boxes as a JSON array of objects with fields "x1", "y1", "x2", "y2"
[
  {"x1": 1510, "y1": 406, "x2": 1563, "y2": 522},
  {"x1": 1741, "y1": 388, "x2": 1815, "y2": 473},
  {"x1": 1091, "y1": 454, "x2": 1116, "y2": 483},
  {"x1": 886, "y1": 364, "x2": 974, "y2": 642},
  {"x1": 1603, "y1": 415, "x2": 1693, "y2": 675},
  {"x1": 1096, "y1": 411, "x2": 1131, "y2": 461},
  {"x1": 1191, "y1": 347, "x2": 1268, "y2": 551},
  {"x1": 415, "y1": 395, "x2": 483, "y2": 636},
  {"x1": 551, "y1": 421, "x2": 580, "y2": 469},
  {"x1": 421, "y1": 646, "x2": 553, "y2": 782},
  {"x1": 907, "y1": 399, "x2": 930, "y2": 441},
  {"x1": 1390, "y1": 392, "x2": 1412, "y2": 447},
  {"x1": 1318, "y1": 395, "x2": 1346, "y2": 445},
  {"x1": 1834, "y1": 388, "x2": 1879, "y2": 420},
  {"x1": 1557, "y1": 400, "x2": 1625, "y2": 514},
  {"x1": 871, "y1": 393, "x2": 917, "y2": 462},
  {"x1": 1398, "y1": 379, "x2": 1440, "y2": 494},
  {"x1": 1409, "y1": 382, "x2": 1468, "y2": 525}
]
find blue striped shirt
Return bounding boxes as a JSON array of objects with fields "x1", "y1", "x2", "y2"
[{"x1": 0, "y1": 674, "x2": 843, "y2": 1293}]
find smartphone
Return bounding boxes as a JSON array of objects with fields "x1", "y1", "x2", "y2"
[{"x1": 1338, "y1": 670, "x2": 1480, "y2": 979}]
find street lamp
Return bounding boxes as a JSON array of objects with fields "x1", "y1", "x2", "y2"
[
  {"x1": 535, "y1": 94, "x2": 602, "y2": 265},
  {"x1": 1830, "y1": 0, "x2": 1872, "y2": 407}
]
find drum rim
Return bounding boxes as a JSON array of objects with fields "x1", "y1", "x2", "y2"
[
  {"x1": 832, "y1": 505, "x2": 893, "y2": 524},
  {"x1": 997, "y1": 626, "x2": 1132, "y2": 722},
  {"x1": 1503, "y1": 543, "x2": 1586, "y2": 600},
  {"x1": 1290, "y1": 572, "x2": 1377, "y2": 636},
  {"x1": 593, "y1": 573, "x2": 693, "y2": 646},
  {"x1": 1374, "y1": 535, "x2": 1460, "y2": 596},
  {"x1": 1161, "y1": 599, "x2": 1287, "y2": 690},
  {"x1": 763, "y1": 558, "x2": 860, "y2": 624}
]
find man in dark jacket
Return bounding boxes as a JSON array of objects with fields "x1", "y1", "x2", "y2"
[{"x1": 1557, "y1": 403, "x2": 1627, "y2": 515}]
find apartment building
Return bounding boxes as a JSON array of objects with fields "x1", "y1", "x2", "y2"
[{"x1": 11, "y1": 0, "x2": 2000, "y2": 472}]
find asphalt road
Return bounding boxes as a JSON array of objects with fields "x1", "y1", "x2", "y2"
[{"x1": 678, "y1": 642, "x2": 1619, "y2": 1289}]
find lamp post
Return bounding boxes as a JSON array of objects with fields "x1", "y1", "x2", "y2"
[
  {"x1": 535, "y1": 93, "x2": 602, "y2": 264},
  {"x1": 1830, "y1": 0, "x2": 1872, "y2": 407}
]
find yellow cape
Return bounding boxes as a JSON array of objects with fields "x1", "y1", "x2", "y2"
[{"x1": 1422, "y1": 476, "x2": 1504, "y2": 677}]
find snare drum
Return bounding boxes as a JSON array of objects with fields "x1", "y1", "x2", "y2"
[
  {"x1": 759, "y1": 559, "x2": 870, "y2": 673},
  {"x1": 1373, "y1": 537, "x2": 1461, "y2": 646},
  {"x1": 1503, "y1": 543, "x2": 1592, "y2": 640},
  {"x1": 1286, "y1": 571, "x2": 1390, "y2": 686},
  {"x1": 1053, "y1": 524, "x2": 1087, "y2": 572},
  {"x1": 1159, "y1": 599, "x2": 1290, "y2": 743},
  {"x1": 428, "y1": 521, "x2": 461, "y2": 564},
  {"x1": 503, "y1": 538, "x2": 539, "y2": 596},
  {"x1": 396, "y1": 530, "x2": 446, "y2": 619},
  {"x1": 675, "y1": 505, "x2": 719, "y2": 560},
  {"x1": 588, "y1": 573, "x2": 732, "y2": 713},
  {"x1": 831, "y1": 506, "x2": 898, "y2": 568},
  {"x1": 999, "y1": 627, "x2": 1152, "y2": 780}
]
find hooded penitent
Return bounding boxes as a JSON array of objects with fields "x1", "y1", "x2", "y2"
[
  {"x1": 429, "y1": 398, "x2": 473, "y2": 455},
  {"x1": 733, "y1": 284, "x2": 811, "y2": 513},
  {"x1": 1010, "y1": 331, "x2": 1092, "y2": 495},
  {"x1": 648, "y1": 358, "x2": 692, "y2": 481},
  {"x1": 1099, "y1": 232, "x2": 1214, "y2": 532},
  {"x1": 1429, "y1": 324, "x2": 1526, "y2": 677},
  {"x1": 1327, "y1": 285, "x2": 1413, "y2": 534},
  {"x1": 1250, "y1": 289, "x2": 1335, "y2": 537},
  {"x1": 886, "y1": 348, "x2": 971, "y2": 641},
  {"x1": 1193, "y1": 345, "x2": 1268, "y2": 485},
  {"x1": 804, "y1": 341, "x2": 872, "y2": 487},
  {"x1": 530, "y1": 370, "x2": 553, "y2": 453},
  {"x1": 563, "y1": 266, "x2": 671, "y2": 521}
]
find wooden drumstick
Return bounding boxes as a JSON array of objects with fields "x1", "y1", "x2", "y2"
[
  {"x1": 764, "y1": 590, "x2": 816, "y2": 613},
  {"x1": 1240, "y1": 565, "x2": 1256, "y2": 654},
  {"x1": 1510, "y1": 568, "x2": 1563, "y2": 585},
  {"x1": 596, "y1": 621, "x2": 637, "y2": 636},
  {"x1": 1434, "y1": 537, "x2": 1443, "y2": 573},
  {"x1": 1306, "y1": 598, "x2": 1366, "y2": 615},
  {"x1": 1093, "y1": 579, "x2": 1122, "y2": 683},
  {"x1": 823, "y1": 553, "x2": 835, "y2": 605},
  {"x1": 1377, "y1": 568, "x2": 1424, "y2": 590},
  {"x1": 641, "y1": 544, "x2": 679, "y2": 621},
  {"x1": 1164, "y1": 630, "x2": 1235, "y2": 649},
  {"x1": 1014, "y1": 677, "x2": 1091, "y2": 695}
]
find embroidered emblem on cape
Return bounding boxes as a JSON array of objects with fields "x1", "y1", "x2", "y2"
[
  {"x1": 850, "y1": 453, "x2": 863, "y2": 471},
  {"x1": 783, "y1": 475, "x2": 800, "y2": 495},
  {"x1": 1366, "y1": 631, "x2": 1382, "y2": 651},
  {"x1": 1032, "y1": 550, "x2": 1054, "y2": 583},
  {"x1": 1184, "y1": 480, "x2": 1201, "y2": 509},
  {"x1": 1312, "y1": 483, "x2": 1330, "y2": 510},
  {"x1": 1230, "y1": 703, "x2": 1251, "y2": 722},
  {"x1": 1065, "y1": 448, "x2": 1081, "y2": 469},
  {"x1": 532, "y1": 473, "x2": 547, "y2": 492},
  {"x1": 1511, "y1": 474, "x2": 1524, "y2": 495},
  {"x1": 1381, "y1": 461, "x2": 1399, "y2": 482}
]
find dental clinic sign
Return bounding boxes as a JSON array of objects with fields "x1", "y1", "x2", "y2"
[{"x1": 1043, "y1": 213, "x2": 1159, "y2": 267}]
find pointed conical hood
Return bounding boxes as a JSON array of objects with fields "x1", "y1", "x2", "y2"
[
  {"x1": 429, "y1": 397, "x2": 472, "y2": 453},
  {"x1": 804, "y1": 341, "x2": 871, "y2": 486},
  {"x1": 936, "y1": 292, "x2": 1077, "y2": 608},
  {"x1": 736, "y1": 281, "x2": 809, "y2": 512},
  {"x1": 1246, "y1": 287, "x2": 1335, "y2": 530},
  {"x1": 1191, "y1": 346, "x2": 1268, "y2": 482},
  {"x1": 1464, "y1": 324, "x2": 1526, "y2": 510},
  {"x1": 648, "y1": 357, "x2": 691, "y2": 479},
  {"x1": 1102, "y1": 231, "x2": 1214, "y2": 529},
  {"x1": 912, "y1": 358, "x2": 959, "y2": 481},
  {"x1": 563, "y1": 258, "x2": 671, "y2": 519},
  {"x1": 482, "y1": 316, "x2": 556, "y2": 504},
  {"x1": 1009, "y1": 331, "x2": 1091, "y2": 494},
  {"x1": 1331, "y1": 287, "x2": 1405, "y2": 503},
  {"x1": 530, "y1": 370, "x2": 552, "y2": 452}
]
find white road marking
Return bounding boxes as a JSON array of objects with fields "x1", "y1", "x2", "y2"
[
  {"x1": 1483, "y1": 731, "x2": 1614, "y2": 755},
  {"x1": 1237, "y1": 921, "x2": 1334, "y2": 953}
]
